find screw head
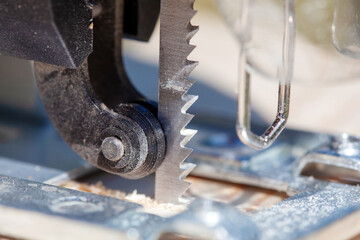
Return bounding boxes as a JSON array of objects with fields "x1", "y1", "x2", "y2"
[
  {"x1": 332, "y1": 133, "x2": 360, "y2": 157},
  {"x1": 101, "y1": 137, "x2": 124, "y2": 161}
]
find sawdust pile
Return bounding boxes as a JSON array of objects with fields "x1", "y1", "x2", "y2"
[{"x1": 62, "y1": 181, "x2": 187, "y2": 217}]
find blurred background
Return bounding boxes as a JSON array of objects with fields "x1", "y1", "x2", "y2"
[
  {"x1": 2, "y1": 0, "x2": 360, "y2": 141},
  {"x1": 124, "y1": 0, "x2": 360, "y2": 136}
]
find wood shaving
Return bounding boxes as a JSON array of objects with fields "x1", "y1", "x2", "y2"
[{"x1": 62, "y1": 181, "x2": 187, "y2": 217}]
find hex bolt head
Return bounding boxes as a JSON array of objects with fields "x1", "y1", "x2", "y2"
[{"x1": 101, "y1": 137, "x2": 124, "y2": 161}]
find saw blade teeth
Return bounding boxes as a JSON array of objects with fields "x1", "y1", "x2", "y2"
[
  {"x1": 180, "y1": 162, "x2": 196, "y2": 180},
  {"x1": 180, "y1": 113, "x2": 195, "y2": 129},
  {"x1": 189, "y1": 0, "x2": 197, "y2": 11},
  {"x1": 180, "y1": 129, "x2": 197, "y2": 147},
  {"x1": 177, "y1": 114, "x2": 195, "y2": 133},
  {"x1": 156, "y1": 0, "x2": 198, "y2": 203},
  {"x1": 173, "y1": 181, "x2": 191, "y2": 201},
  {"x1": 183, "y1": 44, "x2": 197, "y2": 58},
  {"x1": 185, "y1": 59, "x2": 198, "y2": 67},
  {"x1": 182, "y1": 95, "x2": 198, "y2": 113},
  {"x1": 183, "y1": 59, "x2": 198, "y2": 76},
  {"x1": 186, "y1": 24, "x2": 199, "y2": 42},
  {"x1": 181, "y1": 1, "x2": 197, "y2": 18},
  {"x1": 173, "y1": 146, "x2": 193, "y2": 162}
]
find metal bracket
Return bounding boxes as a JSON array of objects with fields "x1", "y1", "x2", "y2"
[{"x1": 34, "y1": 0, "x2": 165, "y2": 179}]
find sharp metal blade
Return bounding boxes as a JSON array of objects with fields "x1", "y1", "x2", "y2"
[{"x1": 156, "y1": 0, "x2": 198, "y2": 203}]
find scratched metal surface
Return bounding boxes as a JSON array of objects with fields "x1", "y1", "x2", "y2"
[
  {"x1": 188, "y1": 120, "x2": 330, "y2": 194},
  {"x1": 1, "y1": 172, "x2": 360, "y2": 240},
  {"x1": 253, "y1": 181, "x2": 360, "y2": 239}
]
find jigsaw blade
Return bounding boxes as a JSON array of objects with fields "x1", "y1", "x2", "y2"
[{"x1": 156, "y1": 0, "x2": 198, "y2": 203}]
